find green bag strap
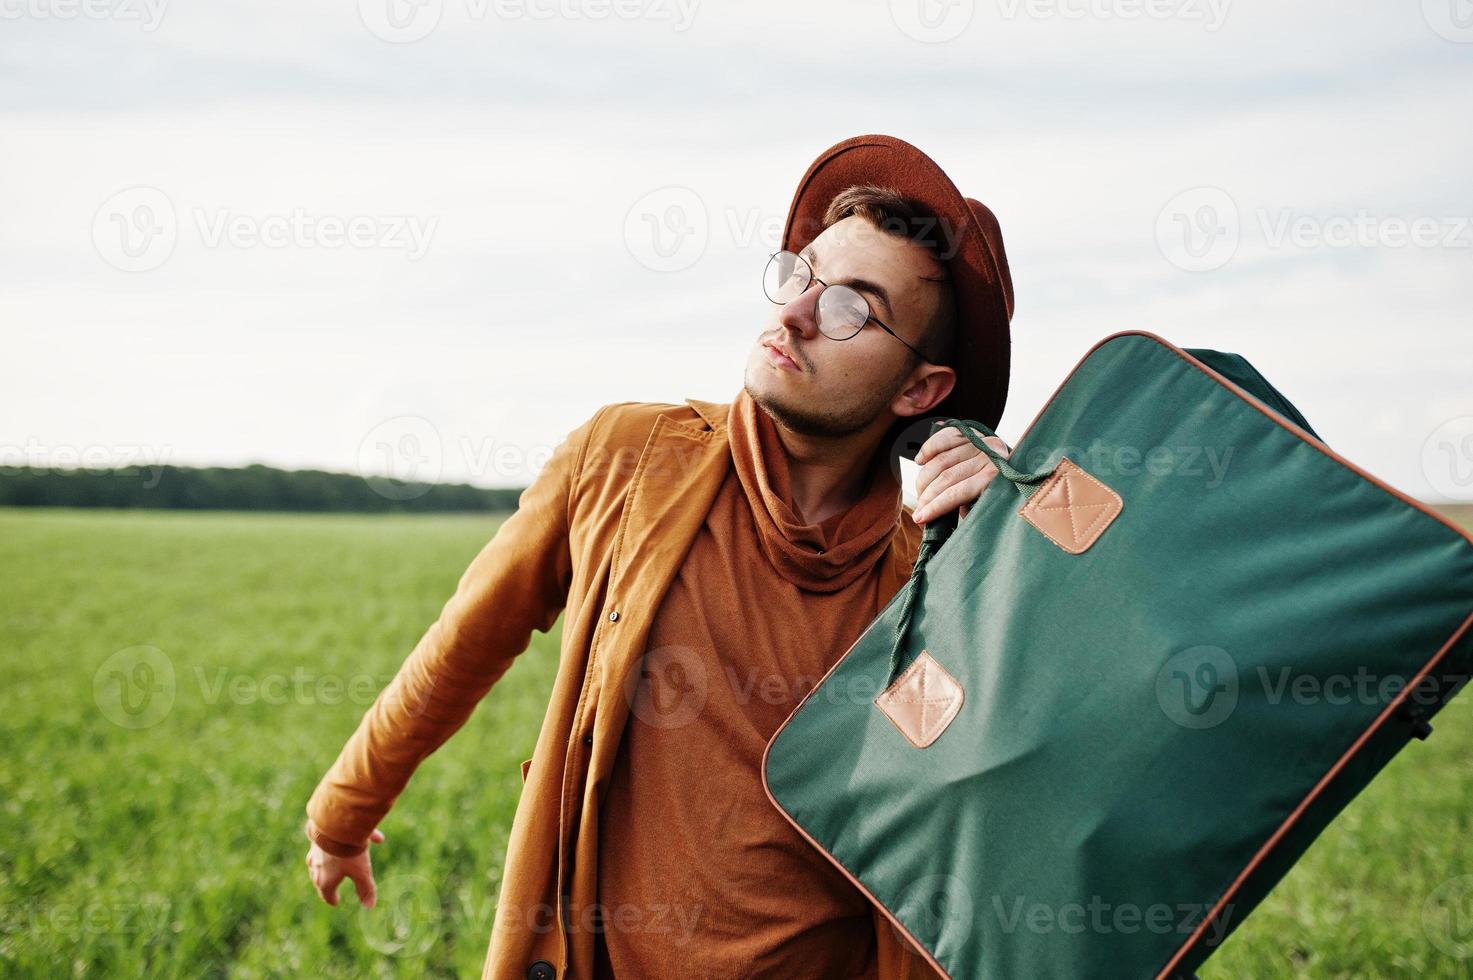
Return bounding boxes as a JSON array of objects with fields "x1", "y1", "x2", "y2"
[
  {"x1": 931, "y1": 417, "x2": 1054, "y2": 502},
  {"x1": 885, "y1": 418, "x2": 1056, "y2": 686}
]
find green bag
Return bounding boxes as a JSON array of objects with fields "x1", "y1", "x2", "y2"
[{"x1": 762, "y1": 330, "x2": 1473, "y2": 979}]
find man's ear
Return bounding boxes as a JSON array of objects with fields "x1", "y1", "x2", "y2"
[{"x1": 893, "y1": 363, "x2": 956, "y2": 420}]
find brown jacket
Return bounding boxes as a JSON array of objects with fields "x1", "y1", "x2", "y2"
[{"x1": 305, "y1": 398, "x2": 932, "y2": 979}]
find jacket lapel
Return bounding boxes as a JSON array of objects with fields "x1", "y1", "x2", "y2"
[{"x1": 598, "y1": 399, "x2": 732, "y2": 693}]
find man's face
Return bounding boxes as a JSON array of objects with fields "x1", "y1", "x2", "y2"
[{"x1": 743, "y1": 215, "x2": 956, "y2": 440}]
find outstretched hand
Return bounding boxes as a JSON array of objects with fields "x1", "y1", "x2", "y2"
[{"x1": 305, "y1": 826, "x2": 385, "y2": 909}]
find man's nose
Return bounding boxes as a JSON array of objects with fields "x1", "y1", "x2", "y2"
[{"x1": 777, "y1": 281, "x2": 823, "y2": 340}]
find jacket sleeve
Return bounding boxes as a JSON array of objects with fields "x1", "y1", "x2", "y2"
[
  {"x1": 873, "y1": 905, "x2": 946, "y2": 980},
  {"x1": 303, "y1": 405, "x2": 606, "y2": 857}
]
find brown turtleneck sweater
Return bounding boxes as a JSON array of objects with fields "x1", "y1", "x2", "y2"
[{"x1": 592, "y1": 387, "x2": 914, "y2": 979}]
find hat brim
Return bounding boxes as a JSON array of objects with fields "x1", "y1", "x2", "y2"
[{"x1": 780, "y1": 134, "x2": 1013, "y2": 461}]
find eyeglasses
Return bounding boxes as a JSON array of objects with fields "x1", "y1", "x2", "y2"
[{"x1": 762, "y1": 250, "x2": 930, "y2": 363}]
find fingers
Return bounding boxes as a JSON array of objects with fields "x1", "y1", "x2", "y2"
[
  {"x1": 916, "y1": 467, "x2": 1002, "y2": 524},
  {"x1": 917, "y1": 450, "x2": 988, "y2": 509},
  {"x1": 915, "y1": 440, "x2": 988, "y2": 501},
  {"x1": 915, "y1": 426, "x2": 1007, "y2": 465},
  {"x1": 913, "y1": 437, "x2": 1011, "y2": 524},
  {"x1": 914, "y1": 426, "x2": 969, "y2": 466},
  {"x1": 915, "y1": 434, "x2": 1008, "y2": 494},
  {"x1": 310, "y1": 861, "x2": 343, "y2": 907},
  {"x1": 349, "y1": 867, "x2": 378, "y2": 909},
  {"x1": 306, "y1": 830, "x2": 384, "y2": 910},
  {"x1": 307, "y1": 845, "x2": 345, "y2": 907}
]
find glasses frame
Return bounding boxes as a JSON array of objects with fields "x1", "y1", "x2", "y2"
[{"x1": 763, "y1": 250, "x2": 931, "y2": 364}]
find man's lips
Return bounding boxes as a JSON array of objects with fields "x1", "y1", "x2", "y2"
[{"x1": 763, "y1": 342, "x2": 800, "y2": 372}]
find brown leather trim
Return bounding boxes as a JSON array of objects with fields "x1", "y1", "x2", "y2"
[
  {"x1": 760, "y1": 329, "x2": 1473, "y2": 980},
  {"x1": 1017, "y1": 456, "x2": 1123, "y2": 554},
  {"x1": 760, "y1": 615, "x2": 957, "y2": 980},
  {"x1": 874, "y1": 650, "x2": 965, "y2": 749},
  {"x1": 1037, "y1": 332, "x2": 1473, "y2": 548},
  {"x1": 520, "y1": 757, "x2": 533, "y2": 783},
  {"x1": 1033, "y1": 334, "x2": 1473, "y2": 978},
  {"x1": 1158, "y1": 608, "x2": 1473, "y2": 978}
]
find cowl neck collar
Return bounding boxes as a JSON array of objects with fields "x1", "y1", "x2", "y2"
[{"x1": 727, "y1": 386, "x2": 903, "y2": 593}]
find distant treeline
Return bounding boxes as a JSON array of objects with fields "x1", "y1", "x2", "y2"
[{"x1": 0, "y1": 464, "x2": 526, "y2": 513}]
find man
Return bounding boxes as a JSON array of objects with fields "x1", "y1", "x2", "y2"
[{"x1": 303, "y1": 135, "x2": 1016, "y2": 979}]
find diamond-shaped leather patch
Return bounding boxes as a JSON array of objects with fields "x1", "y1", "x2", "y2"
[
  {"x1": 1018, "y1": 456, "x2": 1123, "y2": 555},
  {"x1": 875, "y1": 650, "x2": 964, "y2": 749}
]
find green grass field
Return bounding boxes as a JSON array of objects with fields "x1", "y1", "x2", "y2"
[{"x1": 2, "y1": 506, "x2": 1471, "y2": 978}]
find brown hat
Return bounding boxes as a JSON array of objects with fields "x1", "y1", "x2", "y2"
[{"x1": 779, "y1": 134, "x2": 1014, "y2": 461}]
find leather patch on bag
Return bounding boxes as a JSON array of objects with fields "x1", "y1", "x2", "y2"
[
  {"x1": 1018, "y1": 456, "x2": 1123, "y2": 555},
  {"x1": 874, "y1": 650, "x2": 964, "y2": 749}
]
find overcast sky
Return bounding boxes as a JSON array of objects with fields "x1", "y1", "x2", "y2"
[{"x1": 4, "y1": 0, "x2": 1471, "y2": 503}]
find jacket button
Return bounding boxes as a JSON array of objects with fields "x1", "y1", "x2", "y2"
[
  {"x1": 526, "y1": 961, "x2": 555, "y2": 980},
  {"x1": 582, "y1": 733, "x2": 593, "y2": 747},
  {"x1": 608, "y1": 610, "x2": 620, "y2": 622}
]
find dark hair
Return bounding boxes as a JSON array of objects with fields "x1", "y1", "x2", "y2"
[{"x1": 821, "y1": 184, "x2": 959, "y2": 366}]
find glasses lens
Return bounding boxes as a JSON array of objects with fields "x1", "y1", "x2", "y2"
[
  {"x1": 763, "y1": 251, "x2": 810, "y2": 304},
  {"x1": 816, "y1": 284, "x2": 868, "y2": 340}
]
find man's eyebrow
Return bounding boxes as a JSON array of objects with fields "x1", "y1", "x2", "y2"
[{"x1": 799, "y1": 246, "x2": 896, "y2": 322}]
